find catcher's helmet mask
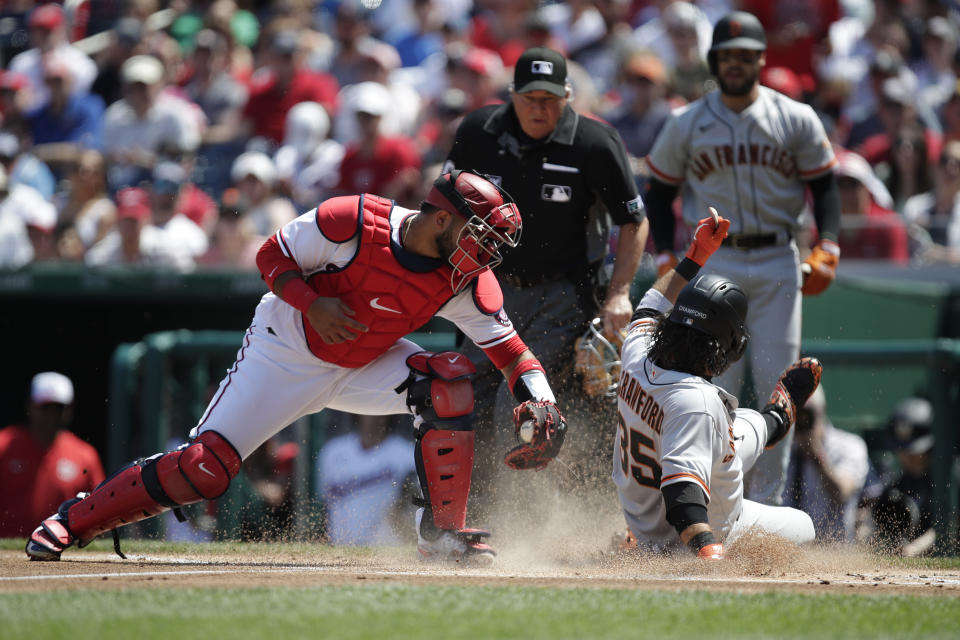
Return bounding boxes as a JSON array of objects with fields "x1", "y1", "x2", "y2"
[
  {"x1": 423, "y1": 169, "x2": 522, "y2": 293},
  {"x1": 667, "y1": 273, "x2": 749, "y2": 367},
  {"x1": 707, "y1": 11, "x2": 766, "y2": 76}
]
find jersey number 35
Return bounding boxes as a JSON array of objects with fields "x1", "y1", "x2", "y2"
[{"x1": 618, "y1": 412, "x2": 662, "y2": 489}]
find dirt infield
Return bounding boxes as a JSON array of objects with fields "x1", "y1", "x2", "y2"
[{"x1": 3, "y1": 536, "x2": 959, "y2": 598}]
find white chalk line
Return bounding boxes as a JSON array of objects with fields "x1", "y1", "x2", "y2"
[{"x1": 3, "y1": 555, "x2": 959, "y2": 587}]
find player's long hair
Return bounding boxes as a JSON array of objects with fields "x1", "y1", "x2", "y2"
[{"x1": 647, "y1": 313, "x2": 730, "y2": 379}]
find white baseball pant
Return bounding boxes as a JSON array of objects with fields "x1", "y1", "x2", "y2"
[{"x1": 191, "y1": 297, "x2": 418, "y2": 460}]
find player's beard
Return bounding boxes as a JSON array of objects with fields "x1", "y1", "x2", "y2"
[
  {"x1": 437, "y1": 224, "x2": 461, "y2": 267},
  {"x1": 718, "y1": 66, "x2": 759, "y2": 97}
]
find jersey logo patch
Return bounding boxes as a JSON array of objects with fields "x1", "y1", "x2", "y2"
[
  {"x1": 627, "y1": 196, "x2": 644, "y2": 214},
  {"x1": 541, "y1": 184, "x2": 572, "y2": 202},
  {"x1": 495, "y1": 308, "x2": 510, "y2": 326},
  {"x1": 370, "y1": 297, "x2": 402, "y2": 314}
]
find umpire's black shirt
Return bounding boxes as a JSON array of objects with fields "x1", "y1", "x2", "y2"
[{"x1": 444, "y1": 102, "x2": 643, "y2": 285}]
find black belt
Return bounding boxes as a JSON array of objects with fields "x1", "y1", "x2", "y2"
[
  {"x1": 721, "y1": 233, "x2": 779, "y2": 249},
  {"x1": 498, "y1": 271, "x2": 566, "y2": 288}
]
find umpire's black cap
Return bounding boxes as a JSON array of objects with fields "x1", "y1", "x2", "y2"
[
  {"x1": 513, "y1": 47, "x2": 567, "y2": 96},
  {"x1": 710, "y1": 11, "x2": 767, "y2": 52}
]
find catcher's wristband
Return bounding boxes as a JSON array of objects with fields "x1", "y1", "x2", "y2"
[
  {"x1": 687, "y1": 530, "x2": 717, "y2": 554},
  {"x1": 509, "y1": 359, "x2": 556, "y2": 404},
  {"x1": 280, "y1": 276, "x2": 319, "y2": 314}
]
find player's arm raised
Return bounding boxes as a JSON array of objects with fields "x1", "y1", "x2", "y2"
[{"x1": 652, "y1": 208, "x2": 730, "y2": 302}]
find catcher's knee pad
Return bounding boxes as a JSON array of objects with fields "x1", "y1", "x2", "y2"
[
  {"x1": 396, "y1": 351, "x2": 477, "y2": 531},
  {"x1": 396, "y1": 350, "x2": 476, "y2": 429},
  {"x1": 65, "y1": 431, "x2": 241, "y2": 544}
]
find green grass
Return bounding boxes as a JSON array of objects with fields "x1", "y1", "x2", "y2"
[
  {"x1": 2, "y1": 585, "x2": 960, "y2": 640},
  {"x1": 4, "y1": 539, "x2": 960, "y2": 639}
]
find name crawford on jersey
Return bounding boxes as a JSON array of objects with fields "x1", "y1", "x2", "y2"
[{"x1": 617, "y1": 369, "x2": 665, "y2": 435}]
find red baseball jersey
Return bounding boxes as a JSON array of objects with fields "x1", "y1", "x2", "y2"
[{"x1": 0, "y1": 426, "x2": 106, "y2": 537}]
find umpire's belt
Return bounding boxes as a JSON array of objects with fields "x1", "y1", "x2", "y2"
[
  {"x1": 498, "y1": 271, "x2": 566, "y2": 288},
  {"x1": 721, "y1": 232, "x2": 784, "y2": 250}
]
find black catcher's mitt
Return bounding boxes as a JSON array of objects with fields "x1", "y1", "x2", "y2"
[{"x1": 503, "y1": 400, "x2": 566, "y2": 471}]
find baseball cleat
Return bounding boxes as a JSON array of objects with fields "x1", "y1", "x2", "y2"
[
  {"x1": 25, "y1": 494, "x2": 85, "y2": 561},
  {"x1": 416, "y1": 508, "x2": 496, "y2": 564},
  {"x1": 615, "y1": 528, "x2": 639, "y2": 552}
]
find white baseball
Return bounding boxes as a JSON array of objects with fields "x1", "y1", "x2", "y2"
[{"x1": 519, "y1": 420, "x2": 535, "y2": 444}]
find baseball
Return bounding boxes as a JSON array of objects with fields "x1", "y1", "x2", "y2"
[
  {"x1": 709, "y1": 207, "x2": 720, "y2": 228},
  {"x1": 519, "y1": 420, "x2": 535, "y2": 444}
]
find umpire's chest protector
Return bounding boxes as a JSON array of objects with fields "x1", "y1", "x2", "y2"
[{"x1": 305, "y1": 194, "x2": 455, "y2": 367}]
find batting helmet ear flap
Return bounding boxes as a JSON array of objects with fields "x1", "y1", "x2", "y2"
[{"x1": 728, "y1": 329, "x2": 749, "y2": 363}]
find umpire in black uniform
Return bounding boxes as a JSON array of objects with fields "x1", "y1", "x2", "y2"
[{"x1": 443, "y1": 47, "x2": 648, "y2": 526}]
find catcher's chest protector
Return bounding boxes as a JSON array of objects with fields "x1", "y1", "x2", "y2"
[{"x1": 306, "y1": 195, "x2": 456, "y2": 368}]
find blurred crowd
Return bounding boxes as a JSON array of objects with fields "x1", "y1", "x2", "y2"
[{"x1": 0, "y1": 0, "x2": 959, "y2": 271}]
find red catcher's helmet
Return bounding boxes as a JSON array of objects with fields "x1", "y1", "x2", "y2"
[{"x1": 423, "y1": 169, "x2": 522, "y2": 293}]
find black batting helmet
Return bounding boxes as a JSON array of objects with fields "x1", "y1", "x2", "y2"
[
  {"x1": 708, "y1": 11, "x2": 766, "y2": 76},
  {"x1": 668, "y1": 274, "x2": 749, "y2": 363}
]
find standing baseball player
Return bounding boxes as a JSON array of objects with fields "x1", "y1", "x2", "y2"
[
  {"x1": 26, "y1": 171, "x2": 567, "y2": 563},
  {"x1": 644, "y1": 11, "x2": 841, "y2": 505},
  {"x1": 614, "y1": 209, "x2": 818, "y2": 557}
]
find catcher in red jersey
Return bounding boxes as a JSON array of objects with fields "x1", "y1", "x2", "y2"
[
  {"x1": 26, "y1": 170, "x2": 566, "y2": 564},
  {"x1": 614, "y1": 209, "x2": 819, "y2": 559}
]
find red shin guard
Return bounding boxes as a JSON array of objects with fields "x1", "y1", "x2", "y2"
[
  {"x1": 66, "y1": 431, "x2": 241, "y2": 544},
  {"x1": 416, "y1": 429, "x2": 475, "y2": 531}
]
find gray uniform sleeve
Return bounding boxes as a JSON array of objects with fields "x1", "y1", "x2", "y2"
[
  {"x1": 792, "y1": 103, "x2": 837, "y2": 180},
  {"x1": 645, "y1": 106, "x2": 691, "y2": 186}
]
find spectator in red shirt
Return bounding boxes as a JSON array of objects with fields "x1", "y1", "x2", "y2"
[
  {"x1": 241, "y1": 30, "x2": 339, "y2": 146},
  {"x1": 834, "y1": 150, "x2": 909, "y2": 263},
  {"x1": 0, "y1": 372, "x2": 105, "y2": 538},
  {"x1": 335, "y1": 82, "x2": 422, "y2": 207}
]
